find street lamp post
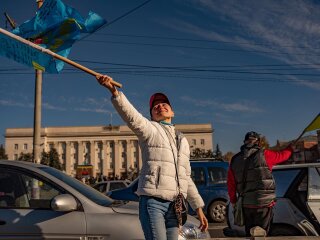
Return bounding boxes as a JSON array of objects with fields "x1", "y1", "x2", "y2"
[{"x1": 33, "y1": 0, "x2": 43, "y2": 164}]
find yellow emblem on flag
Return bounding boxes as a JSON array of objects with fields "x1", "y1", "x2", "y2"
[
  {"x1": 32, "y1": 61, "x2": 45, "y2": 71},
  {"x1": 304, "y1": 113, "x2": 320, "y2": 133}
]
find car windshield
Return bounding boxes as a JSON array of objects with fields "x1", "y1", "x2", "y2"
[{"x1": 40, "y1": 167, "x2": 113, "y2": 206}]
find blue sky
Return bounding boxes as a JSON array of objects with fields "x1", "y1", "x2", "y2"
[{"x1": 0, "y1": 0, "x2": 319, "y2": 154}]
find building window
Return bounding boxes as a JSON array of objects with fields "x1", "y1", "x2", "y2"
[
  {"x1": 192, "y1": 139, "x2": 196, "y2": 145},
  {"x1": 23, "y1": 144, "x2": 28, "y2": 150},
  {"x1": 121, "y1": 150, "x2": 126, "y2": 169},
  {"x1": 61, "y1": 143, "x2": 66, "y2": 161},
  {"x1": 14, "y1": 154, "x2": 18, "y2": 160},
  {"x1": 110, "y1": 161, "x2": 113, "y2": 169},
  {"x1": 49, "y1": 143, "x2": 54, "y2": 150},
  {"x1": 200, "y1": 139, "x2": 205, "y2": 146},
  {"x1": 14, "y1": 144, "x2": 18, "y2": 150}
]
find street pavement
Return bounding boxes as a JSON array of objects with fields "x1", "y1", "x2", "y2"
[
  {"x1": 207, "y1": 222, "x2": 320, "y2": 240},
  {"x1": 208, "y1": 222, "x2": 227, "y2": 238}
]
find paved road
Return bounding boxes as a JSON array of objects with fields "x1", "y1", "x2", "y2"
[{"x1": 208, "y1": 222, "x2": 227, "y2": 238}]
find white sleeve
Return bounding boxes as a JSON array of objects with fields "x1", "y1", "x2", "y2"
[{"x1": 112, "y1": 91, "x2": 156, "y2": 140}]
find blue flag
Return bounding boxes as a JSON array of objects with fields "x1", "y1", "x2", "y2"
[
  {"x1": 0, "y1": 0, "x2": 106, "y2": 73},
  {"x1": 0, "y1": 30, "x2": 56, "y2": 72}
]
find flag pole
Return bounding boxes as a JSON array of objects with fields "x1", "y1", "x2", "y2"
[
  {"x1": 291, "y1": 131, "x2": 305, "y2": 146},
  {"x1": 0, "y1": 27, "x2": 122, "y2": 88},
  {"x1": 32, "y1": 0, "x2": 44, "y2": 164}
]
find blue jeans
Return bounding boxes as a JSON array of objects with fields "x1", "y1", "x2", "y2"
[{"x1": 139, "y1": 195, "x2": 179, "y2": 240}]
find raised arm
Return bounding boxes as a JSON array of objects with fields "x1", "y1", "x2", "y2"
[
  {"x1": 96, "y1": 74, "x2": 119, "y2": 97},
  {"x1": 96, "y1": 75, "x2": 155, "y2": 140}
]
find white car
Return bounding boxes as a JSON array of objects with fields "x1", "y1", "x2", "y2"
[
  {"x1": 93, "y1": 180, "x2": 131, "y2": 196},
  {"x1": 0, "y1": 160, "x2": 210, "y2": 239}
]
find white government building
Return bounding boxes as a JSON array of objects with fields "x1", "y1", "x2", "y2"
[{"x1": 5, "y1": 124, "x2": 213, "y2": 179}]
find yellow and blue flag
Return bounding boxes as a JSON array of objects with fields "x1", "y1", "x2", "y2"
[
  {"x1": 304, "y1": 113, "x2": 320, "y2": 133},
  {"x1": 0, "y1": 0, "x2": 106, "y2": 73}
]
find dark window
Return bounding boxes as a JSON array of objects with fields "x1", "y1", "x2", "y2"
[
  {"x1": 94, "y1": 183, "x2": 107, "y2": 193},
  {"x1": 273, "y1": 169, "x2": 300, "y2": 197},
  {"x1": 0, "y1": 168, "x2": 63, "y2": 209},
  {"x1": 208, "y1": 167, "x2": 227, "y2": 184},
  {"x1": 191, "y1": 167, "x2": 205, "y2": 185},
  {"x1": 109, "y1": 182, "x2": 127, "y2": 191}
]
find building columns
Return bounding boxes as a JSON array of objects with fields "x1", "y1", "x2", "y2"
[
  {"x1": 114, "y1": 140, "x2": 120, "y2": 178},
  {"x1": 126, "y1": 140, "x2": 133, "y2": 170},
  {"x1": 102, "y1": 141, "x2": 109, "y2": 177},
  {"x1": 65, "y1": 141, "x2": 71, "y2": 175},
  {"x1": 78, "y1": 141, "x2": 84, "y2": 165},
  {"x1": 90, "y1": 141, "x2": 96, "y2": 177}
]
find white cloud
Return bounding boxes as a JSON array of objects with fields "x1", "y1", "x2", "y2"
[
  {"x1": 83, "y1": 97, "x2": 112, "y2": 108},
  {"x1": 0, "y1": 99, "x2": 68, "y2": 111},
  {"x1": 75, "y1": 108, "x2": 112, "y2": 114},
  {"x1": 287, "y1": 76, "x2": 320, "y2": 90},
  {"x1": 297, "y1": 81, "x2": 320, "y2": 90},
  {"x1": 180, "y1": 96, "x2": 263, "y2": 113},
  {"x1": 43, "y1": 103, "x2": 66, "y2": 111},
  {"x1": 166, "y1": 0, "x2": 320, "y2": 90},
  {"x1": 214, "y1": 112, "x2": 248, "y2": 126},
  {"x1": 0, "y1": 99, "x2": 33, "y2": 108}
]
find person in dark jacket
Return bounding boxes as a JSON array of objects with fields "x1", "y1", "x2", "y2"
[{"x1": 227, "y1": 131, "x2": 293, "y2": 236}]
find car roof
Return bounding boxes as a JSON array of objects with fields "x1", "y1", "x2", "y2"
[
  {"x1": 190, "y1": 158, "x2": 225, "y2": 162},
  {"x1": 190, "y1": 159, "x2": 229, "y2": 167},
  {"x1": 95, "y1": 180, "x2": 130, "y2": 184},
  {"x1": 273, "y1": 162, "x2": 320, "y2": 170},
  {"x1": 0, "y1": 159, "x2": 47, "y2": 169}
]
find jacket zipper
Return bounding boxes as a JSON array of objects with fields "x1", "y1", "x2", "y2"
[{"x1": 156, "y1": 166, "x2": 161, "y2": 188}]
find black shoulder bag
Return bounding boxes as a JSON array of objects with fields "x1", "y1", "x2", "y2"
[{"x1": 161, "y1": 126, "x2": 188, "y2": 226}]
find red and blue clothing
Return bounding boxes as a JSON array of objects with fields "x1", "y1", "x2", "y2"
[{"x1": 227, "y1": 147, "x2": 293, "y2": 207}]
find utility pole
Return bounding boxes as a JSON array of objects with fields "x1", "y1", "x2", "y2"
[{"x1": 33, "y1": 0, "x2": 44, "y2": 164}]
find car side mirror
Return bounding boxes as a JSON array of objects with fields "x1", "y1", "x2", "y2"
[{"x1": 51, "y1": 194, "x2": 78, "y2": 212}]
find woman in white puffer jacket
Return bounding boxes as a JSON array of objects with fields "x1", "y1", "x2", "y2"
[{"x1": 96, "y1": 75, "x2": 208, "y2": 240}]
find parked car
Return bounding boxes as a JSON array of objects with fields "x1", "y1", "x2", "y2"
[
  {"x1": 190, "y1": 160, "x2": 229, "y2": 223},
  {"x1": 109, "y1": 177, "x2": 139, "y2": 201},
  {"x1": 0, "y1": 160, "x2": 210, "y2": 239},
  {"x1": 109, "y1": 159, "x2": 229, "y2": 223},
  {"x1": 226, "y1": 163, "x2": 320, "y2": 237},
  {"x1": 93, "y1": 180, "x2": 131, "y2": 196}
]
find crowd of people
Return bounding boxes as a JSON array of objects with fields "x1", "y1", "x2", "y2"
[{"x1": 76, "y1": 173, "x2": 132, "y2": 185}]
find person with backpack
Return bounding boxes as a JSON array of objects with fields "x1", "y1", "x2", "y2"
[{"x1": 227, "y1": 131, "x2": 293, "y2": 236}]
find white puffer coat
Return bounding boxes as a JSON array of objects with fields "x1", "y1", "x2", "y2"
[{"x1": 112, "y1": 92, "x2": 204, "y2": 210}]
